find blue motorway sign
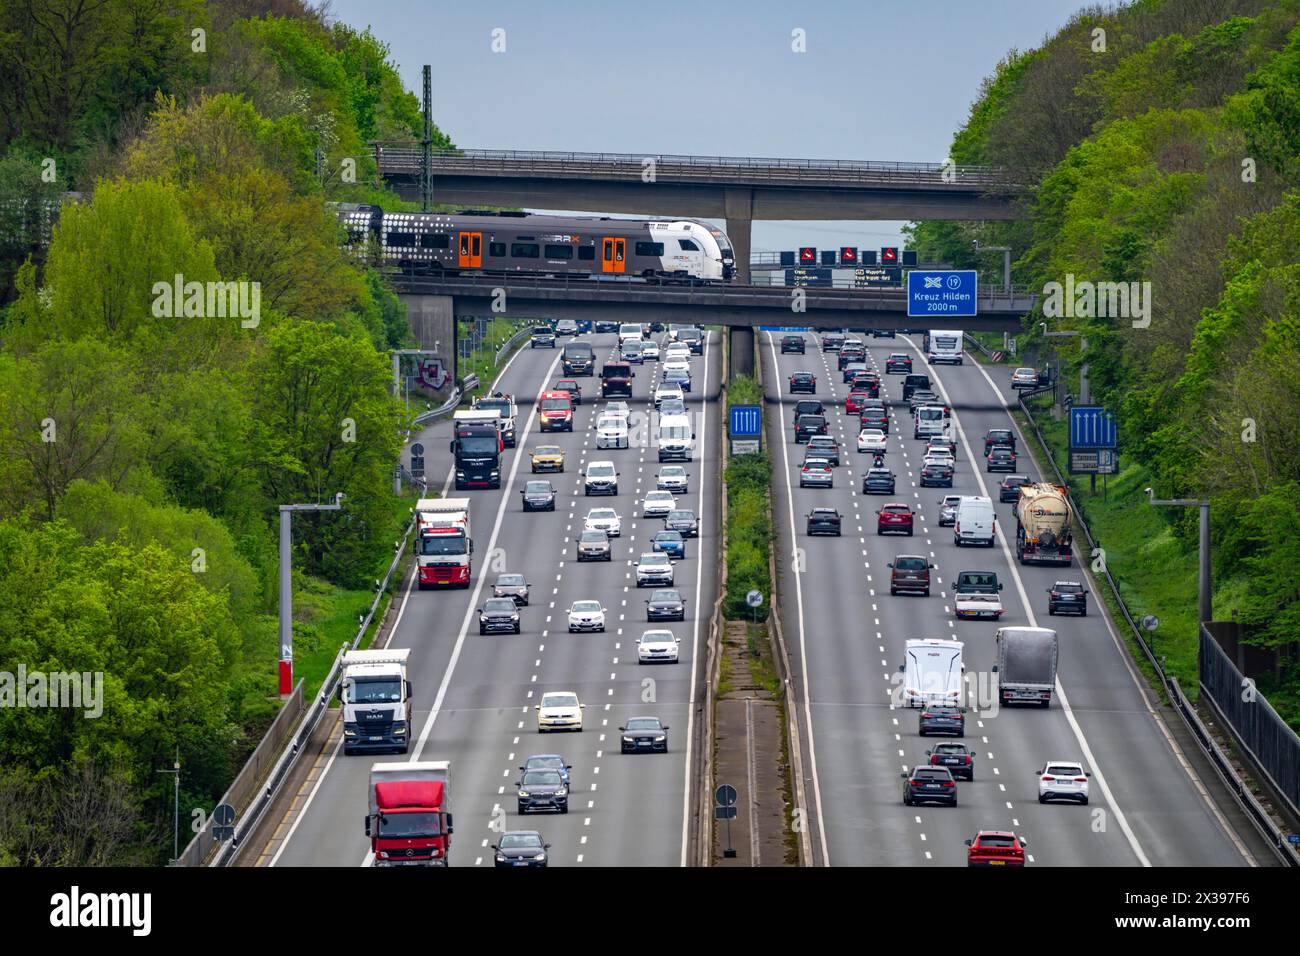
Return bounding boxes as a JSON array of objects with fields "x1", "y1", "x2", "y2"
[
  {"x1": 729, "y1": 405, "x2": 762, "y2": 438},
  {"x1": 906, "y1": 270, "x2": 978, "y2": 318},
  {"x1": 1069, "y1": 406, "x2": 1117, "y2": 449}
]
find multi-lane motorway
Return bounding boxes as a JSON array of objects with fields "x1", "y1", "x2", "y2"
[
  {"x1": 762, "y1": 330, "x2": 1258, "y2": 867},
  {"x1": 264, "y1": 329, "x2": 720, "y2": 867}
]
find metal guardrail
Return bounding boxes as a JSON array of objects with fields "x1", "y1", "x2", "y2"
[
  {"x1": 412, "y1": 386, "x2": 461, "y2": 427},
  {"x1": 370, "y1": 144, "x2": 1023, "y2": 190},
  {"x1": 1017, "y1": 393, "x2": 1300, "y2": 867},
  {"x1": 194, "y1": 519, "x2": 417, "y2": 867},
  {"x1": 494, "y1": 325, "x2": 533, "y2": 365}
]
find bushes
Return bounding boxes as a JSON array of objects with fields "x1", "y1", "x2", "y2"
[{"x1": 724, "y1": 376, "x2": 773, "y2": 620}]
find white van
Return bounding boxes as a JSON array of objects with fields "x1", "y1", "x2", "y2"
[
  {"x1": 656, "y1": 412, "x2": 695, "y2": 462},
  {"x1": 618, "y1": 323, "x2": 643, "y2": 346},
  {"x1": 900, "y1": 638, "x2": 965, "y2": 708},
  {"x1": 928, "y1": 329, "x2": 964, "y2": 365},
  {"x1": 913, "y1": 405, "x2": 947, "y2": 440},
  {"x1": 954, "y1": 495, "x2": 996, "y2": 547}
]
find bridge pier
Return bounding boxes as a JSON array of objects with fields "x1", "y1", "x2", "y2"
[
  {"x1": 723, "y1": 187, "x2": 754, "y2": 284},
  {"x1": 728, "y1": 325, "x2": 755, "y2": 380},
  {"x1": 399, "y1": 293, "x2": 457, "y2": 379}
]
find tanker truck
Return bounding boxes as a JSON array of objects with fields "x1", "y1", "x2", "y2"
[{"x1": 1014, "y1": 483, "x2": 1074, "y2": 565}]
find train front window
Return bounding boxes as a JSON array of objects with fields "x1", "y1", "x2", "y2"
[{"x1": 678, "y1": 239, "x2": 699, "y2": 251}]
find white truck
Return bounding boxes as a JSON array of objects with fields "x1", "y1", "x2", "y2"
[
  {"x1": 414, "y1": 497, "x2": 473, "y2": 588},
  {"x1": 994, "y1": 626, "x2": 1059, "y2": 707},
  {"x1": 340, "y1": 649, "x2": 412, "y2": 755},
  {"x1": 899, "y1": 638, "x2": 965, "y2": 708},
  {"x1": 472, "y1": 393, "x2": 518, "y2": 447}
]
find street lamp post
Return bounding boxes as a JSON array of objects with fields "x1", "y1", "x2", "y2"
[
  {"x1": 279, "y1": 494, "x2": 345, "y2": 694},
  {"x1": 1146, "y1": 489, "x2": 1212, "y2": 624},
  {"x1": 157, "y1": 747, "x2": 180, "y2": 864},
  {"x1": 1040, "y1": 324, "x2": 1089, "y2": 404}
]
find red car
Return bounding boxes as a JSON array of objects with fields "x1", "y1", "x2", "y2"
[
  {"x1": 965, "y1": 831, "x2": 1028, "y2": 867},
  {"x1": 845, "y1": 392, "x2": 873, "y2": 415},
  {"x1": 876, "y1": 503, "x2": 915, "y2": 536}
]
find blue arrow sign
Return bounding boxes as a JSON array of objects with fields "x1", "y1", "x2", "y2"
[
  {"x1": 907, "y1": 270, "x2": 978, "y2": 318},
  {"x1": 729, "y1": 405, "x2": 762, "y2": 438},
  {"x1": 1069, "y1": 406, "x2": 1117, "y2": 449}
]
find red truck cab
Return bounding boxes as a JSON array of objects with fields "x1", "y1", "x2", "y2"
[{"x1": 367, "y1": 763, "x2": 453, "y2": 866}]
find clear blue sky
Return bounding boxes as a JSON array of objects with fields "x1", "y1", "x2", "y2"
[{"x1": 327, "y1": 0, "x2": 1098, "y2": 254}]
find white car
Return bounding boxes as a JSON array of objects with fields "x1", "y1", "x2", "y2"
[
  {"x1": 657, "y1": 465, "x2": 689, "y2": 493},
  {"x1": 536, "y1": 691, "x2": 584, "y2": 732},
  {"x1": 583, "y1": 508, "x2": 622, "y2": 537},
  {"x1": 637, "y1": 629, "x2": 680, "y2": 664},
  {"x1": 641, "y1": 340, "x2": 660, "y2": 361},
  {"x1": 1037, "y1": 760, "x2": 1091, "y2": 804},
  {"x1": 923, "y1": 449, "x2": 955, "y2": 469},
  {"x1": 642, "y1": 490, "x2": 677, "y2": 517},
  {"x1": 954, "y1": 591, "x2": 1004, "y2": 620},
  {"x1": 654, "y1": 383, "x2": 684, "y2": 408},
  {"x1": 603, "y1": 401, "x2": 630, "y2": 419},
  {"x1": 857, "y1": 429, "x2": 888, "y2": 454},
  {"x1": 567, "y1": 600, "x2": 606, "y2": 632},
  {"x1": 662, "y1": 358, "x2": 691, "y2": 376},
  {"x1": 663, "y1": 344, "x2": 690, "y2": 363},
  {"x1": 596, "y1": 415, "x2": 629, "y2": 449},
  {"x1": 635, "y1": 552, "x2": 675, "y2": 587},
  {"x1": 926, "y1": 438, "x2": 956, "y2": 460}
]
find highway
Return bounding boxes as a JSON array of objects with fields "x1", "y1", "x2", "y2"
[
  {"x1": 761, "y1": 330, "x2": 1256, "y2": 867},
  {"x1": 265, "y1": 329, "x2": 721, "y2": 867}
]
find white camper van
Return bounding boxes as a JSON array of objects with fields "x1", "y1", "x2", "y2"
[{"x1": 900, "y1": 638, "x2": 965, "y2": 708}]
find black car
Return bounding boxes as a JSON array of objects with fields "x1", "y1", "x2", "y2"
[
  {"x1": 999, "y1": 474, "x2": 1032, "y2": 502},
  {"x1": 1047, "y1": 580, "x2": 1089, "y2": 616},
  {"x1": 664, "y1": 509, "x2": 699, "y2": 537},
  {"x1": 678, "y1": 329, "x2": 704, "y2": 354},
  {"x1": 986, "y1": 445, "x2": 1017, "y2": 472},
  {"x1": 919, "y1": 461, "x2": 954, "y2": 487},
  {"x1": 885, "y1": 353, "x2": 912, "y2": 374},
  {"x1": 493, "y1": 573, "x2": 531, "y2": 605},
  {"x1": 530, "y1": 326, "x2": 556, "y2": 348},
  {"x1": 806, "y1": 508, "x2": 842, "y2": 536},
  {"x1": 479, "y1": 597, "x2": 521, "y2": 635},
  {"x1": 821, "y1": 332, "x2": 846, "y2": 351},
  {"x1": 514, "y1": 768, "x2": 568, "y2": 814},
  {"x1": 520, "y1": 480, "x2": 557, "y2": 511},
  {"x1": 861, "y1": 407, "x2": 890, "y2": 434},
  {"x1": 794, "y1": 414, "x2": 828, "y2": 443},
  {"x1": 901, "y1": 766, "x2": 958, "y2": 807},
  {"x1": 927, "y1": 743, "x2": 975, "y2": 781},
  {"x1": 919, "y1": 706, "x2": 966, "y2": 737},
  {"x1": 594, "y1": 320, "x2": 619, "y2": 333},
  {"x1": 789, "y1": 372, "x2": 817, "y2": 394},
  {"x1": 780, "y1": 335, "x2": 806, "y2": 354},
  {"x1": 792, "y1": 399, "x2": 825, "y2": 424},
  {"x1": 620, "y1": 716, "x2": 669, "y2": 753},
  {"x1": 902, "y1": 374, "x2": 931, "y2": 400},
  {"x1": 872, "y1": 328, "x2": 896, "y2": 338},
  {"x1": 493, "y1": 830, "x2": 551, "y2": 867},
  {"x1": 645, "y1": 588, "x2": 687, "y2": 622},
  {"x1": 862, "y1": 468, "x2": 896, "y2": 495},
  {"x1": 984, "y1": 429, "x2": 1016, "y2": 454}
]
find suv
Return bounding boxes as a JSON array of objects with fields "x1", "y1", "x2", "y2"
[
  {"x1": 791, "y1": 399, "x2": 824, "y2": 424},
  {"x1": 888, "y1": 555, "x2": 936, "y2": 596},
  {"x1": 806, "y1": 508, "x2": 842, "y2": 536},
  {"x1": 806, "y1": 435, "x2": 841, "y2": 466},
  {"x1": 530, "y1": 325, "x2": 556, "y2": 348},
  {"x1": 794, "y1": 414, "x2": 828, "y2": 443},
  {"x1": 788, "y1": 372, "x2": 817, "y2": 394},
  {"x1": 1047, "y1": 581, "x2": 1089, "y2": 616},
  {"x1": 927, "y1": 743, "x2": 975, "y2": 781},
  {"x1": 966, "y1": 831, "x2": 1027, "y2": 867},
  {"x1": 998, "y1": 474, "x2": 1033, "y2": 502},
  {"x1": 601, "y1": 362, "x2": 634, "y2": 398},
  {"x1": 901, "y1": 766, "x2": 957, "y2": 807},
  {"x1": 902, "y1": 374, "x2": 931, "y2": 401},
  {"x1": 780, "y1": 335, "x2": 806, "y2": 354},
  {"x1": 885, "y1": 353, "x2": 912, "y2": 374},
  {"x1": 986, "y1": 445, "x2": 1017, "y2": 472},
  {"x1": 583, "y1": 461, "x2": 619, "y2": 496},
  {"x1": 984, "y1": 428, "x2": 1016, "y2": 454}
]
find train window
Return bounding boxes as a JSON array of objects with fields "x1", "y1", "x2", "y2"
[
  {"x1": 388, "y1": 231, "x2": 416, "y2": 246},
  {"x1": 489, "y1": 242, "x2": 506, "y2": 257},
  {"x1": 578, "y1": 246, "x2": 595, "y2": 261},
  {"x1": 420, "y1": 233, "x2": 450, "y2": 249},
  {"x1": 678, "y1": 239, "x2": 699, "y2": 251},
  {"x1": 635, "y1": 242, "x2": 664, "y2": 257},
  {"x1": 544, "y1": 244, "x2": 574, "y2": 259},
  {"x1": 511, "y1": 243, "x2": 540, "y2": 258}
]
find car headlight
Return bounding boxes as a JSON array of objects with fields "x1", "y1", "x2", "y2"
[
  {"x1": 655, "y1": 735, "x2": 666, "y2": 742},
  {"x1": 393, "y1": 722, "x2": 407, "y2": 735},
  {"x1": 344, "y1": 725, "x2": 357, "y2": 737},
  {"x1": 556, "y1": 788, "x2": 567, "y2": 797},
  {"x1": 622, "y1": 736, "x2": 634, "y2": 743},
  {"x1": 495, "y1": 853, "x2": 507, "y2": 862},
  {"x1": 518, "y1": 790, "x2": 530, "y2": 798},
  {"x1": 533, "y1": 852, "x2": 547, "y2": 861}
]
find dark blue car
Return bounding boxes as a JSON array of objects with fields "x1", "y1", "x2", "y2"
[
  {"x1": 520, "y1": 754, "x2": 572, "y2": 787},
  {"x1": 652, "y1": 530, "x2": 686, "y2": 560}
]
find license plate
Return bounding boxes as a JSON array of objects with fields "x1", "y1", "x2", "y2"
[
  {"x1": 370, "y1": 736, "x2": 383, "y2": 741},
  {"x1": 925, "y1": 784, "x2": 940, "y2": 789},
  {"x1": 988, "y1": 860, "x2": 1005, "y2": 866},
  {"x1": 512, "y1": 861, "x2": 529, "y2": 866},
  {"x1": 638, "y1": 740, "x2": 651, "y2": 746}
]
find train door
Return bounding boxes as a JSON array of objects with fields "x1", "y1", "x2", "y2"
[
  {"x1": 601, "y1": 236, "x2": 626, "y2": 274},
  {"x1": 458, "y1": 231, "x2": 482, "y2": 269}
]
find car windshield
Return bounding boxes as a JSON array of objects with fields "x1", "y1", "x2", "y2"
[
  {"x1": 647, "y1": 492, "x2": 673, "y2": 501},
  {"x1": 524, "y1": 482, "x2": 552, "y2": 492},
  {"x1": 914, "y1": 770, "x2": 950, "y2": 781},
  {"x1": 812, "y1": 509, "x2": 838, "y2": 517},
  {"x1": 497, "y1": 574, "x2": 525, "y2": 586},
  {"x1": 534, "y1": 446, "x2": 561, "y2": 456},
  {"x1": 527, "y1": 756, "x2": 564, "y2": 770},
  {"x1": 544, "y1": 694, "x2": 578, "y2": 707},
  {"x1": 500, "y1": 833, "x2": 542, "y2": 849},
  {"x1": 804, "y1": 459, "x2": 829, "y2": 468},
  {"x1": 962, "y1": 574, "x2": 996, "y2": 587},
  {"x1": 935, "y1": 744, "x2": 965, "y2": 754},
  {"x1": 541, "y1": 398, "x2": 570, "y2": 410},
  {"x1": 572, "y1": 601, "x2": 601, "y2": 612},
  {"x1": 668, "y1": 511, "x2": 694, "y2": 522},
  {"x1": 484, "y1": 599, "x2": 515, "y2": 612},
  {"x1": 589, "y1": 509, "x2": 616, "y2": 520},
  {"x1": 641, "y1": 554, "x2": 669, "y2": 566},
  {"x1": 979, "y1": 835, "x2": 1018, "y2": 848},
  {"x1": 580, "y1": 531, "x2": 606, "y2": 543},
  {"x1": 1055, "y1": 583, "x2": 1084, "y2": 593},
  {"x1": 650, "y1": 590, "x2": 680, "y2": 602},
  {"x1": 869, "y1": 470, "x2": 891, "y2": 479},
  {"x1": 656, "y1": 531, "x2": 682, "y2": 542},
  {"x1": 598, "y1": 417, "x2": 624, "y2": 429},
  {"x1": 588, "y1": 465, "x2": 615, "y2": 477},
  {"x1": 626, "y1": 718, "x2": 662, "y2": 730},
  {"x1": 1047, "y1": 765, "x2": 1082, "y2": 776},
  {"x1": 523, "y1": 770, "x2": 562, "y2": 787},
  {"x1": 883, "y1": 506, "x2": 909, "y2": 514},
  {"x1": 641, "y1": 631, "x2": 673, "y2": 644},
  {"x1": 661, "y1": 467, "x2": 685, "y2": 477},
  {"x1": 895, "y1": 557, "x2": 926, "y2": 570}
]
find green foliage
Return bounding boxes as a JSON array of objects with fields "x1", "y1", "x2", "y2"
[
  {"x1": 726, "y1": 375, "x2": 762, "y2": 407},
  {"x1": 724, "y1": 454, "x2": 773, "y2": 621},
  {"x1": 1227, "y1": 23, "x2": 1300, "y2": 179}
]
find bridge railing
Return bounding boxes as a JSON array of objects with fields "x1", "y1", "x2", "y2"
[{"x1": 370, "y1": 143, "x2": 1022, "y2": 188}]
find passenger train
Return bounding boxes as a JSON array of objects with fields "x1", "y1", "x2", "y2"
[{"x1": 335, "y1": 204, "x2": 735, "y2": 282}]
